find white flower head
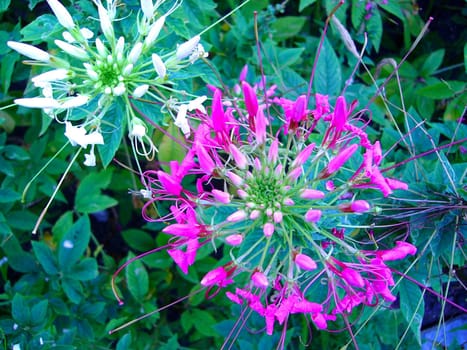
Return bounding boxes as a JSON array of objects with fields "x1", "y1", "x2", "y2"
[
  {"x1": 47, "y1": 0, "x2": 75, "y2": 29},
  {"x1": 176, "y1": 35, "x2": 200, "y2": 60},
  {"x1": 7, "y1": 41, "x2": 50, "y2": 62}
]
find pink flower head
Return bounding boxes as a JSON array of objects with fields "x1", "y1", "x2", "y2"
[
  {"x1": 377, "y1": 241, "x2": 417, "y2": 261},
  {"x1": 157, "y1": 171, "x2": 182, "y2": 196},
  {"x1": 167, "y1": 238, "x2": 199, "y2": 274}
]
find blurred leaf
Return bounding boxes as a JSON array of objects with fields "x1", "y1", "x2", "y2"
[
  {"x1": 416, "y1": 80, "x2": 465, "y2": 99},
  {"x1": 192, "y1": 309, "x2": 217, "y2": 337},
  {"x1": 121, "y1": 229, "x2": 154, "y2": 252},
  {"x1": 380, "y1": 1, "x2": 404, "y2": 21},
  {"x1": 271, "y1": 16, "x2": 307, "y2": 41},
  {"x1": 32, "y1": 241, "x2": 59, "y2": 276},
  {"x1": 398, "y1": 278, "x2": 424, "y2": 345},
  {"x1": 419, "y1": 49, "x2": 444, "y2": 77},
  {"x1": 0, "y1": 0, "x2": 10, "y2": 12},
  {"x1": 30, "y1": 300, "x2": 48, "y2": 326},
  {"x1": 464, "y1": 42, "x2": 467, "y2": 73},
  {"x1": 5, "y1": 210, "x2": 37, "y2": 231},
  {"x1": 351, "y1": 0, "x2": 365, "y2": 29},
  {"x1": 0, "y1": 188, "x2": 21, "y2": 203},
  {"x1": 299, "y1": 0, "x2": 317, "y2": 12},
  {"x1": 21, "y1": 14, "x2": 61, "y2": 42},
  {"x1": 75, "y1": 170, "x2": 117, "y2": 214},
  {"x1": 69, "y1": 257, "x2": 98, "y2": 281},
  {"x1": 62, "y1": 277, "x2": 83, "y2": 304},
  {"x1": 444, "y1": 93, "x2": 467, "y2": 121},
  {"x1": 12, "y1": 294, "x2": 31, "y2": 326},
  {"x1": 367, "y1": 9, "x2": 382, "y2": 52},
  {"x1": 116, "y1": 333, "x2": 132, "y2": 350},
  {"x1": 157, "y1": 122, "x2": 187, "y2": 173},
  {"x1": 125, "y1": 252, "x2": 149, "y2": 301},
  {"x1": 58, "y1": 215, "x2": 91, "y2": 271},
  {"x1": 97, "y1": 103, "x2": 124, "y2": 167},
  {"x1": 52, "y1": 211, "x2": 74, "y2": 243},
  {"x1": 1, "y1": 235, "x2": 37, "y2": 273},
  {"x1": 0, "y1": 51, "x2": 17, "y2": 95},
  {"x1": 313, "y1": 38, "x2": 342, "y2": 96}
]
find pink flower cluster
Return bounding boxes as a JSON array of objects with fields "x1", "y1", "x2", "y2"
[{"x1": 140, "y1": 67, "x2": 415, "y2": 336}]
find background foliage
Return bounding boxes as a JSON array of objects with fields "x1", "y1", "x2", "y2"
[{"x1": 0, "y1": 0, "x2": 465, "y2": 349}]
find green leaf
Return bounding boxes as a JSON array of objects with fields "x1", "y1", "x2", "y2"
[
  {"x1": 271, "y1": 16, "x2": 307, "y2": 41},
  {"x1": 30, "y1": 300, "x2": 48, "y2": 326},
  {"x1": 125, "y1": 253, "x2": 149, "y2": 301},
  {"x1": 21, "y1": 15, "x2": 61, "y2": 42},
  {"x1": 444, "y1": 93, "x2": 467, "y2": 121},
  {"x1": 351, "y1": 0, "x2": 366, "y2": 29},
  {"x1": 192, "y1": 309, "x2": 217, "y2": 337},
  {"x1": 380, "y1": 1, "x2": 404, "y2": 21},
  {"x1": 58, "y1": 215, "x2": 91, "y2": 271},
  {"x1": 62, "y1": 278, "x2": 83, "y2": 304},
  {"x1": 464, "y1": 42, "x2": 467, "y2": 73},
  {"x1": 181, "y1": 310, "x2": 193, "y2": 333},
  {"x1": 6, "y1": 210, "x2": 38, "y2": 231},
  {"x1": 0, "y1": 188, "x2": 21, "y2": 203},
  {"x1": 52, "y1": 211, "x2": 74, "y2": 243},
  {"x1": 121, "y1": 229, "x2": 155, "y2": 252},
  {"x1": 366, "y1": 9, "x2": 382, "y2": 52},
  {"x1": 398, "y1": 278, "x2": 424, "y2": 345},
  {"x1": 3, "y1": 145, "x2": 30, "y2": 161},
  {"x1": 313, "y1": 38, "x2": 342, "y2": 96},
  {"x1": 69, "y1": 257, "x2": 98, "y2": 281},
  {"x1": 299, "y1": 0, "x2": 317, "y2": 12},
  {"x1": 12, "y1": 294, "x2": 31, "y2": 325},
  {"x1": 97, "y1": 103, "x2": 124, "y2": 167},
  {"x1": 116, "y1": 333, "x2": 132, "y2": 350},
  {"x1": 1, "y1": 235, "x2": 37, "y2": 273},
  {"x1": 0, "y1": 0, "x2": 11, "y2": 13},
  {"x1": 32, "y1": 241, "x2": 59, "y2": 276},
  {"x1": 1, "y1": 51, "x2": 17, "y2": 94},
  {"x1": 416, "y1": 80, "x2": 465, "y2": 99},
  {"x1": 157, "y1": 122, "x2": 187, "y2": 173},
  {"x1": 75, "y1": 170, "x2": 117, "y2": 214},
  {"x1": 419, "y1": 49, "x2": 444, "y2": 77}
]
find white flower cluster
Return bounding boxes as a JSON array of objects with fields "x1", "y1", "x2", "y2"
[{"x1": 7, "y1": 0, "x2": 208, "y2": 166}]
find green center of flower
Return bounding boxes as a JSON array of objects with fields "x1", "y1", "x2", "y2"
[
  {"x1": 246, "y1": 172, "x2": 283, "y2": 210},
  {"x1": 98, "y1": 63, "x2": 122, "y2": 87}
]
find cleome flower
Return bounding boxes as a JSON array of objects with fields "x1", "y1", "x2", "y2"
[
  {"x1": 7, "y1": 0, "x2": 207, "y2": 166},
  {"x1": 134, "y1": 69, "x2": 415, "y2": 339}
]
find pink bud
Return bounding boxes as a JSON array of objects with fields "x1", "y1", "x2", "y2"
[
  {"x1": 338, "y1": 200, "x2": 370, "y2": 213},
  {"x1": 211, "y1": 189, "x2": 231, "y2": 204},
  {"x1": 268, "y1": 138, "x2": 279, "y2": 163},
  {"x1": 249, "y1": 209, "x2": 261, "y2": 220},
  {"x1": 225, "y1": 234, "x2": 243, "y2": 246},
  {"x1": 283, "y1": 198, "x2": 295, "y2": 206},
  {"x1": 295, "y1": 253, "x2": 317, "y2": 270},
  {"x1": 300, "y1": 189, "x2": 325, "y2": 200},
  {"x1": 251, "y1": 271, "x2": 269, "y2": 288},
  {"x1": 341, "y1": 267, "x2": 365, "y2": 288},
  {"x1": 291, "y1": 143, "x2": 315, "y2": 168},
  {"x1": 263, "y1": 222, "x2": 274, "y2": 237},
  {"x1": 229, "y1": 144, "x2": 248, "y2": 169},
  {"x1": 201, "y1": 266, "x2": 227, "y2": 287},
  {"x1": 288, "y1": 167, "x2": 303, "y2": 181},
  {"x1": 305, "y1": 209, "x2": 322, "y2": 222},
  {"x1": 386, "y1": 178, "x2": 409, "y2": 191},
  {"x1": 378, "y1": 241, "x2": 417, "y2": 261},
  {"x1": 273, "y1": 211, "x2": 283, "y2": 223},
  {"x1": 227, "y1": 210, "x2": 247, "y2": 222},
  {"x1": 326, "y1": 144, "x2": 359, "y2": 174},
  {"x1": 237, "y1": 189, "x2": 248, "y2": 198},
  {"x1": 255, "y1": 106, "x2": 267, "y2": 145},
  {"x1": 227, "y1": 171, "x2": 243, "y2": 186},
  {"x1": 242, "y1": 81, "x2": 258, "y2": 118}
]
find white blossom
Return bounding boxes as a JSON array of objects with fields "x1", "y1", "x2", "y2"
[
  {"x1": 176, "y1": 35, "x2": 200, "y2": 60},
  {"x1": 152, "y1": 53, "x2": 166, "y2": 78},
  {"x1": 14, "y1": 97, "x2": 60, "y2": 109},
  {"x1": 47, "y1": 0, "x2": 75, "y2": 29},
  {"x1": 7, "y1": 41, "x2": 50, "y2": 62}
]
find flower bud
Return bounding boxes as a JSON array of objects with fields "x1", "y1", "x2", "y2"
[
  {"x1": 295, "y1": 253, "x2": 317, "y2": 270},
  {"x1": 300, "y1": 189, "x2": 325, "y2": 200},
  {"x1": 47, "y1": 0, "x2": 75, "y2": 29},
  {"x1": 133, "y1": 84, "x2": 149, "y2": 98},
  {"x1": 225, "y1": 234, "x2": 243, "y2": 246},
  {"x1": 152, "y1": 53, "x2": 166, "y2": 78},
  {"x1": 305, "y1": 209, "x2": 322, "y2": 223},
  {"x1": 263, "y1": 223, "x2": 274, "y2": 237},
  {"x1": 54, "y1": 40, "x2": 89, "y2": 60},
  {"x1": 7, "y1": 41, "x2": 50, "y2": 62},
  {"x1": 251, "y1": 271, "x2": 269, "y2": 288},
  {"x1": 176, "y1": 35, "x2": 200, "y2": 60},
  {"x1": 211, "y1": 189, "x2": 231, "y2": 204}
]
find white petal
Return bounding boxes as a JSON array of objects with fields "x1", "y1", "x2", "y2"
[
  {"x1": 54, "y1": 40, "x2": 89, "y2": 60},
  {"x1": 83, "y1": 151, "x2": 96, "y2": 166},
  {"x1": 144, "y1": 15, "x2": 165, "y2": 47},
  {"x1": 47, "y1": 0, "x2": 75, "y2": 29},
  {"x1": 174, "y1": 104, "x2": 190, "y2": 135},
  {"x1": 7, "y1": 41, "x2": 50, "y2": 62},
  {"x1": 133, "y1": 84, "x2": 149, "y2": 98},
  {"x1": 14, "y1": 97, "x2": 60, "y2": 109},
  {"x1": 140, "y1": 0, "x2": 154, "y2": 19},
  {"x1": 80, "y1": 27, "x2": 94, "y2": 39},
  {"x1": 83, "y1": 131, "x2": 104, "y2": 145},
  {"x1": 151, "y1": 53, "x2": 166, "y2": 78},
  {"x1": 32, "y1": 69, "x2": 69, "y2": 87},
  {"x1": 60, "y1": 95, "x2": 89, "y2": 108},
  {"x1": 187, "y1": 95, "x2": 207, "y2": 113},
  {"x1": 64, "y1": 121, "x2": 87, "y2": 147}
]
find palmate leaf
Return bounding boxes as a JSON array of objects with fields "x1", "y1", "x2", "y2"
[
  {"x1": 313, "y1": 38, "x2": 342, "y2": 96},
  {"x1": 58, "y1": 215, "x2": 91, "y2": 272},
  {"x1": 97, "y1": 102, "x2": 125, "y2": 168}
]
